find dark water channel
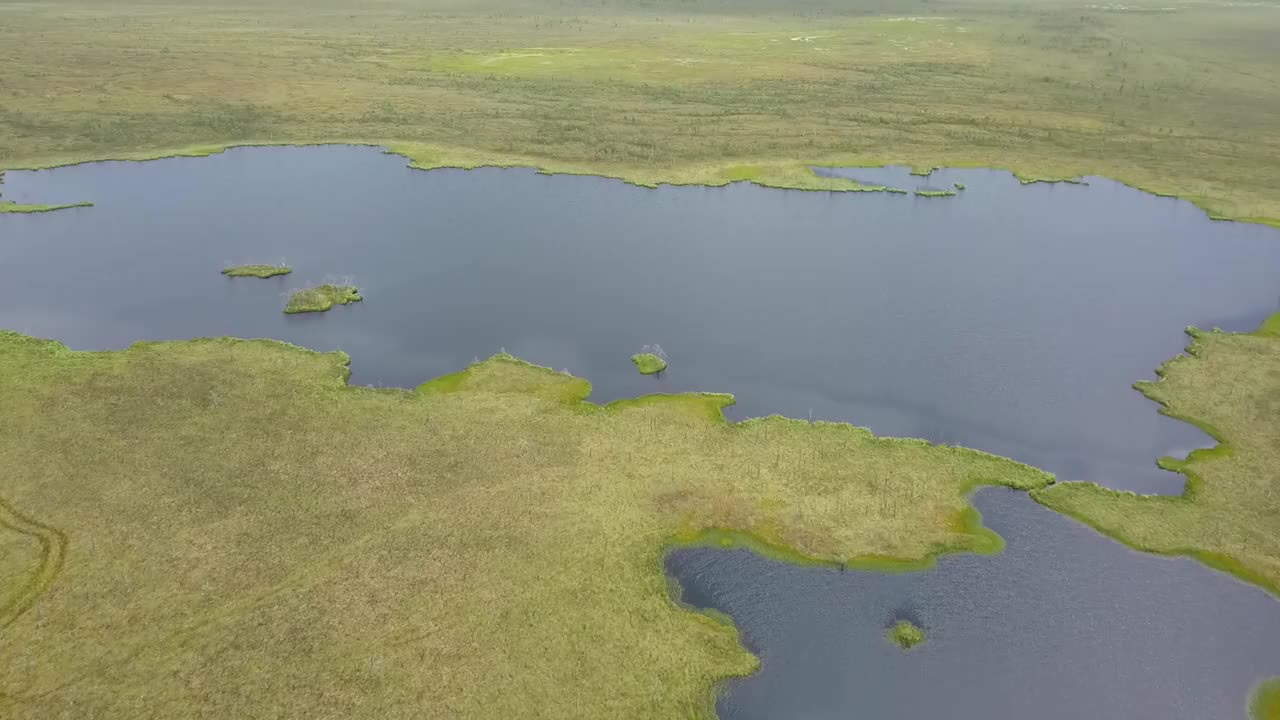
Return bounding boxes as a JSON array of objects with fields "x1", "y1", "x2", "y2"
[
  {"x1": 3, "y1": 146, "x2": 1280, "y2": 717},
  {"x1": 669, "y1": 488, "x2": 1280, "y2": 720}
]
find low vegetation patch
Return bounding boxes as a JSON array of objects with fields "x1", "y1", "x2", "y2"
[
  {"x1": 1033, "y1": 313, "x2": 1280, "y2": 598},
  {"x1": 1252, "y1": 678, "x2": 1280, "y2": 720},
  {"x1": 1, "y1": 0, "x2": 1278, "y2": 225},
  {"x1": 915, "y1": 190, "x2": 956, "y2": 198},
  {"x1": 632, "y1": 353, "x2": 667, "y2": 375},
  {"x1": 887, "y1": 619, "x2": 926, "y2": 650},
  {"x1": 0, "y1": 201, "x2": 92, "y2": 214},
  {"x1": 0, "y1": 332, "x2": 1052, "y2": 718},
  {"x1": 283, "y1": 284, "x2": 362, "y2": 314},
  {"x1": 223, "y1": 264, "x2": 291, "y2": 278}
]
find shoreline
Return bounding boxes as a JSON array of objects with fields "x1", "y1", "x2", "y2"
[{"x1": 2, "y1": 141, "x2": 1276, "y2": 230}]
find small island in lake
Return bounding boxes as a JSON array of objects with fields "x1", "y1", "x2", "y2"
[
  {"x1": 631, "y1": 352, "x2": 667, "y2": 375},
  {"x1": 284, "y1": 284, "x2": 362, "y2": 314},
  {"x1": 887, "y1": 620, "x2": 926, "y2": 650},
  {"x1": 223, "y1": 264, "x2": 292, "y2": 278},
  {"x1": 915, "y1": 189, "x2": 957, "y2": 198}
]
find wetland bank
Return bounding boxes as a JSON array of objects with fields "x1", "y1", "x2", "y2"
[{"x1": 2, "y1": 146, "x2": 1280, "y2": 718}]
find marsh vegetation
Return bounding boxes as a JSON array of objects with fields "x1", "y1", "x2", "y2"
[
  {"x1": 0, "y1": 334, "x2": 1053, "y2": 718},
  {"x1": 284, "y1": 284, "x2": 362, "y2": 314},
  {"x1": 887, "y1": 619, "x2": 926, "y2": 650},
  {"x1": 223, "y1": 263, "x2": 292, "y2": 278},
  {"x1": 0, "y1": 0, "x2": 1277, "y2": 224}
]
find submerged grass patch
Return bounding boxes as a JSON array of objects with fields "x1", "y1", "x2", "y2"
[
  {"x1": 223, "y1": 264, "x2": 292, "y2": 278},
  {"x1": 0, "y1": 0, "x2": 1278, "y2": 225},
  {"x1": 887, "y1": 619, "x2": 926, "y2": 650},
  {"x1": 632, "y1": 353, "x2": 667, "y2": 375},
  {"x1": 1034, "y1": 313, "x2": 1280, "y2": 598},
  {"x1": 0, "y1": 332, "x2": 1052, "y2": 718},
  {"x1": 283, "y1": 284, "x2": 362, "y2": 314}
]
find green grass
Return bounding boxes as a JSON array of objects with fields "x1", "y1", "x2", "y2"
[
  {"x1": 0, "y1": 331, "x2": 1052, "y2": 718},
  {"x1": 0, "y1": 200, "x2": 93, "y2": 214},
  {"x1": 953, "y1": 182, "x2": 966, "y2": 190},
  {"x1": 914, "y1": 190, "x2": 957, "y2": 198},
  {"x1": 887, "y1": 619, "x2": 925, "y2": 650},
  {"x1": 222, "y1": 264, "x2": 292, "y2": 278},
  {"x1": 1033, "y1": 312, "x2": 1280, "y2": 598},
  {"x1": 0, "y1": 0, "x2": 1278, "y2": 225},
  {"x1": 1253, "y1": 678, "x2": 1280, "y2": 720},
  {"x1": 283, "y1": 284, "x2": 362, "y2": 314},
  {"x1": 632, "y1": 353, "x2": 668, "y2": 375}
]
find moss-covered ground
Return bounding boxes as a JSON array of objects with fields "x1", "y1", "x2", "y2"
[
  {"x1": 0, "y1": 332, "x2": 1051, "y2": 718},
  {"x1": 1253, "y1": 678, "x2": 1280, "y2": 720},
  {"x1": 0, "y1": 0, "x2": 1278, "y2": 225},
  {"x1": 284, "y1": 284, "x2": 362, "y2": 314},
  {"x1": 887, "y1": 619, "x2": 926, "y2": 650},
  {"x1": 0, "y1": 200, "x2": 92, "y2": 213},
  {"x1": 632, "y1": 353, "x2": 667, "y2": 375},
  {"x1": 223, "y1": 264, "x2": 292, "y2": 278}
]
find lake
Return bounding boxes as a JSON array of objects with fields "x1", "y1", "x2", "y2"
[{"x1": 3, "y1": 145, "x2": 1280, "y2": 717}]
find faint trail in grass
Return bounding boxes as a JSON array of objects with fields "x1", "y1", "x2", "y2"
[{"x1": 0, "y1": 497, "x2": 68, "y2": 629}]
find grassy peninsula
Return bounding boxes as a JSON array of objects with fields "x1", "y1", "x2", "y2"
[
  {"x1": 1033, "y1": 313, "x2": 1280, "y2": 597},
  {"x1": 284, "y1": 284, "x2": 362, "y2": 314},
  {"x1": 632, "y1": 353, "x2": 667, "y2": 375},
  {"x1": 887, "y1": 620, "x2": 926, "y2": 650},
  {"x1": 0, "y1": 332, "x2": 1051, "y2": 718},
  {"x1": 223, "y1": 264, "x2": 292, "y2": 279},
  {"x1": 0, "y1": 0, "x2": 1278, "y2": 225}
]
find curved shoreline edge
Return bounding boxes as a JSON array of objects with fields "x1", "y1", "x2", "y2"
[
  {"x1": 1032, "y1": 312, "x2": 1280, "y2": 600},
  {"x1": 1, "y1": 141, "x2": 1276, "y2": 230}
]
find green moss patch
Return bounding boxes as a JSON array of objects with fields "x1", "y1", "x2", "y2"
[
  {"x1": 1252, "y1": 678, "x2": 1280, "y2": 720},
  {"x1": 887, "y1": 620, "x2": 926, "y2": 649},
  {"x1": 283, "y1": 284, "x2": 362, "y2": 314},
  {"x1": 222, "y1": 264, "x2": 292, "y2": 278},
  {"x1": 0, "y1": 201, "x2": 93, "y2": 214},
  {"x1": 632, "y1": 352, "x2": 667, "y2": 375}
]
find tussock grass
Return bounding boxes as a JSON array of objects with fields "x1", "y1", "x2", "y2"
[
  {"x1": 1034, "y1": 313, "x2": 1280, "y2": 598},
  {"x1": 887, "y1": 619, "x2": 925, "y2": 650},
  {"x1": 284, "y1": 284, "x2": 362, "y2": 314},
  {"x1": 0, "y1": 332, "x2": 1051, "y2": 718},
  {"x1": 222, "y1": 264, "x2": 292, "y2": 278},
  {"x1": 0, "y1": 0, "x2": 1278, "y2": 224},
  {"x1": 632, "y1": 353, "x2": 667, "y2": 375}
]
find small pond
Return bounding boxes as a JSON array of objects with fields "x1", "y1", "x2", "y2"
[{"x1": 669, "y1": 488, "x2": 1280, "y2": 720}]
